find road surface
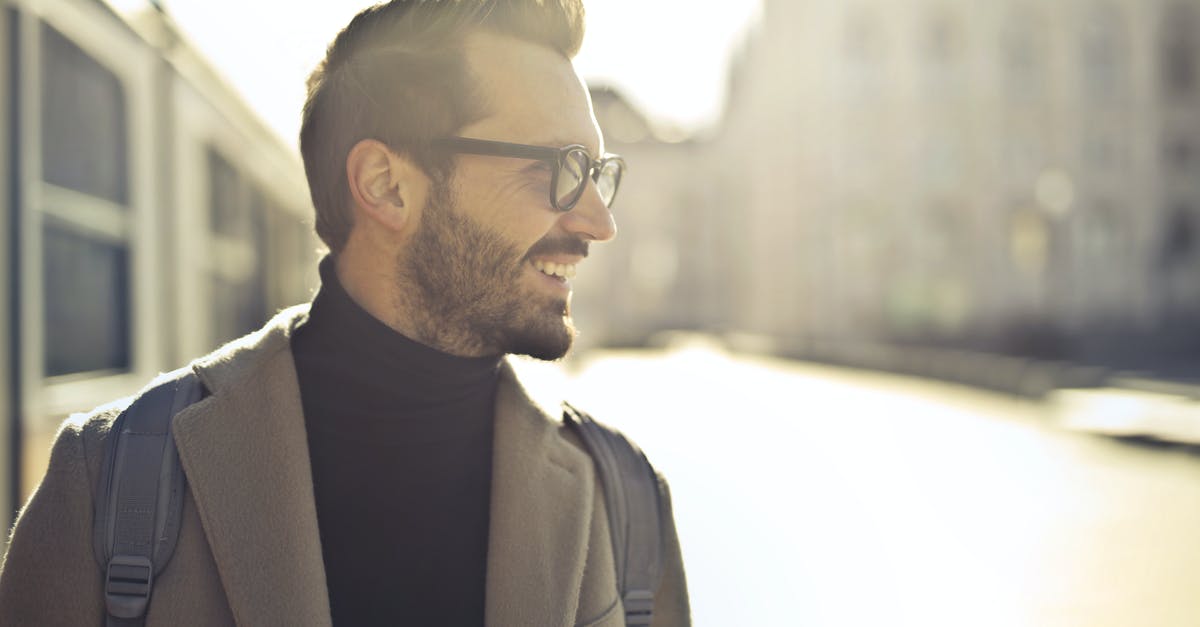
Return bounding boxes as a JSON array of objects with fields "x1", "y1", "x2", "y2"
[{"x1": 512, "y1": 340, "x2": 1200, "y2": 626}]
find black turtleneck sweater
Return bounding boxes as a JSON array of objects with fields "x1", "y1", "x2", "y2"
[{"x1": 291, "y1": 259, "x2": 501, "y2": 626}]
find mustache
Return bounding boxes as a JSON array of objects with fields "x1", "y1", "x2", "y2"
[{"x1": 525, "y1": 236, "x2": 589, "y2": 260}]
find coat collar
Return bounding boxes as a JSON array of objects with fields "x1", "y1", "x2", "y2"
[
  {"x1": 170, "y1": 305, "x2": 595, "y2": 626},
  {"x1": 171, "y1": 305, "x2": 330, "y2": 627}
]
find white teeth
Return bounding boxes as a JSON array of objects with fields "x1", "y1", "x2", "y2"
[{"x1": 533, "y1": 260, "x2": 576, "y2": 279}]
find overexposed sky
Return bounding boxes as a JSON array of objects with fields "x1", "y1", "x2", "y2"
[{"x1": 122, "y1": 0, "x2": 763, "y2": 150}]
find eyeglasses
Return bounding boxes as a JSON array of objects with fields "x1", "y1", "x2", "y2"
[{"x1": 431, "y1": 137, "x2": 625, "y2": 212}]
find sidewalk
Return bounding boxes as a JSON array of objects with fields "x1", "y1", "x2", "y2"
[{"x1": 762, "y1": 337, "x2": 1200, "y2": 446}]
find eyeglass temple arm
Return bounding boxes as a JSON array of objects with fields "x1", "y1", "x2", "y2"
[{"x1": 433, "y1": 137, "x2": 563, "y2": 162}]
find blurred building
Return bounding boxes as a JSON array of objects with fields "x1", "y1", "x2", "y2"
[
  {"x1": 1, "y1": 0, "x2": 318, "y2": 517},
  {"x1": 574, "y1": 86, "x2": 740, "y2": 349},
  {"x1": 701, "y1": 0, "x2": 1200, "y2": 367}
]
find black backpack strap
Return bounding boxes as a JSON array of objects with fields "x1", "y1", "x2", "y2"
[
  {"x1": 563, "y1": 403, "x2": 663, "y2": 627},
  {"x1": 92, "y1": 368, "x2": 204, "y2": 627}
]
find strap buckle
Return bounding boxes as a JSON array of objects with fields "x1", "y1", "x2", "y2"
[
  {"x1": 623, "y1": 589, "x2": 655, "y2": 626},
  {"x1": 105, "y1": 555, "x2": 153, "y2": 619}
]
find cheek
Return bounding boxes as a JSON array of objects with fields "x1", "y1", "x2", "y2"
[
  {"x1": 455, "y1": 170, "x2": 524, "y2": 221},
  {"x1": 451, "y1": 164, "x2": 563, "y2": 247},
  {"x1": 465, "y1": 194, "x2": 561, "y2": 247}
]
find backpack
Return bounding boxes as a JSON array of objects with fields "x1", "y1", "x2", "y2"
[{"x1": 93, "y1": 369, "x2": 664, "y2": 627}]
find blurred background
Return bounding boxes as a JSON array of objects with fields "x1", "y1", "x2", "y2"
[{"x1": 2, "y1": 0, "x2": 1200, "y2": 624}]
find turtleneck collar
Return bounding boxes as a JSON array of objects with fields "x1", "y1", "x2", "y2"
[
  {"x1": 293, "y1": 261, "x2": 497, "y2": 626},
  {"x1": 298, "y1": 255, "x2": 502, "y2": 402}
]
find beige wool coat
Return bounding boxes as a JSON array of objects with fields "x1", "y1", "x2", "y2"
[{"x1": 0, "y1": 306, "x2": 690, "y2": 626}]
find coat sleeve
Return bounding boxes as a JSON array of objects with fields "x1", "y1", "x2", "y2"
[
  {"x1": 651, "y1": 473, "x2": 691, "y2": 627},
  {"x1": 0, "y1": 416, "x2": 107, "y2": 626}
]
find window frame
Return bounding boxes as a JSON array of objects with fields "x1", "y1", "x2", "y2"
[
  {"x1": 170, "y1": 74, "x2": 314, "y2": 363},
  {"x1": 13, "y1": 1, "x2": 163, "y2": 421},
  {"x1": 205, "y1": 145, "x2": 268, "y2": 346}
]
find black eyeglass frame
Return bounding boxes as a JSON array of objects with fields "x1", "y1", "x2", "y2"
[{"x1": 431, "y1": 136, "x2": 625, "y2": 212}]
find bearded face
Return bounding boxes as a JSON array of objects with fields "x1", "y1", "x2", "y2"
[{"x1": 398, "y1": 181, "x2": 584, "y2": 361}]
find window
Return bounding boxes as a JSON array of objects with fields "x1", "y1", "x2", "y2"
[
  {"x1": 1081, "y1": 4, "x2": 1126, "y2": 102},
  {"x1": 1162, "y1": 5, "x2": 1198, "y2": 98},
  {"x1": 1160, "y1": 205, "x2": 1196, "y2": 269},
  {"x1": 39, "y1": 22, "x2": 131, "y2": 377},
  {"x1": 1082, "y1": 132, "x2": 1125, "y2": 172},
  {"x1": 266, "y1": 207, "x2": 317, "y2": 311},
  {"x1": 921, "y1": 10, "x2": 965, "y2": 95},
  {"x1": 1164, "y1": 136, "x2": 1195, "y2": 172},
  {"x1": 207, "y1": 148, "x2": 267, "y2": 346},
  {"x1": 41, "y1": 25, "x2": 128, "y2": 205},
  {"x1": 42, "y1": 224, "x2": 129, "y2": 375},
  {"x1": 842, "y1": 12, "x2": 883, "y2": 102},
  {"x1": 925, "y1": 13, "x2": 959, "y2": 63},
  {"x1": 1001, "y1": 8, "x2": 1047, "y2": 102},
  {"x1": 1079, "y1": 200, "x2": 1123, "y2": 260}
]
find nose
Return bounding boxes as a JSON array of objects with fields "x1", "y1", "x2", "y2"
[{"x1": 560, "y1": 181, "x2": 617, "y2": 243}]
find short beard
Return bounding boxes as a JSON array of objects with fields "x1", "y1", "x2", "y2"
[{"x1": 396, "y1": 182, "x2": 576, "y2": 360}]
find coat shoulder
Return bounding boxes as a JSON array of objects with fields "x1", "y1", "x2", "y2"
[
  {"x1": 44, "y1": 304, "x2": 313, "y2": 490},
  {"x1": 54, "y1": 403, "x2": 126, "y2": 489},
  {"x1": 0, "y1": 411, "x2": 120, "y2": 623}
]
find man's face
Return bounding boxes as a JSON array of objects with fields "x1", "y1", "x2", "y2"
[{"x1": 398, "y1": 31, "x2": 617, "y2": 360}]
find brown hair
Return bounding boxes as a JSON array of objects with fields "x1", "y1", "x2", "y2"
[{"x1": 300, "y1": 0, "x2": 586, "y2": 254}]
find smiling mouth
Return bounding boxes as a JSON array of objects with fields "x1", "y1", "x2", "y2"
[{"x1": 532, "y1": 259, "x2": 577, "y2": 280}]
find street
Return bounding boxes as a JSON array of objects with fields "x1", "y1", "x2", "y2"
[{"x1": 512, "y1": 340, "x2": 1200, "y2": 626}]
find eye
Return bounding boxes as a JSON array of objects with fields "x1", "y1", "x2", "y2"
[
  {"x1": 518, "y1": 163, "x2": 554, "y2": 195},
  {"x1": 522, "y1": 161, "x2": 555, "y2": 186}
]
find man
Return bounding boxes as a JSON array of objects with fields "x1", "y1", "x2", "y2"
[{"x1": 0, "y1": 1, "x2": 689, "y2": 625}]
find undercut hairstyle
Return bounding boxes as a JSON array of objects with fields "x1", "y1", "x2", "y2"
[{"x1": 301, "y1": 0, "x2": 587, "y2": 254}]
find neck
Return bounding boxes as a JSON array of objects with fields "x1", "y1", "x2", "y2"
[{"x1": 333, "y1": 247, "x2": 498, "y2": 358}]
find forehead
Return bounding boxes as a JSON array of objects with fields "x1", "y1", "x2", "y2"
[{"x1": 459, "y1": 31, "x2": 602, "y2": 154}]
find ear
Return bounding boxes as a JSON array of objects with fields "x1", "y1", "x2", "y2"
[{"x1": 346, "y1": 139, "x2": 429, "y2": 233}]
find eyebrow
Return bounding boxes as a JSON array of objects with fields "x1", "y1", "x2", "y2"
[{"x1": 520, "y1": 160, "x2": 552, "y2": 173}]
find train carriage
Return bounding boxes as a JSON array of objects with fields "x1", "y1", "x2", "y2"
[{"x1": 1, "y1": 0, "x2": 319, "y2": 526}]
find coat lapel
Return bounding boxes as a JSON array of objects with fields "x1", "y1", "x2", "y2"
[
  {"x1": 165, "y1": 307, "x2": 594, "y2": 627},
  {"x1": 171, "y1": 306, "x2": 332, "y2": 627},
  {"x1": 485, "y1": 361, "x2": 595, "y2": 627}
]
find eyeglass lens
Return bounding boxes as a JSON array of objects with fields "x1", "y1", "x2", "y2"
[
  {"x1": 595, "y1": 159, "x2": 622, "y2": 207},
  {"x1": 555, "y1": 148, "x2": 621, "y2": 210},
  {"x1": 556, "y1": 149, "x2": 589, "y2": 209}
]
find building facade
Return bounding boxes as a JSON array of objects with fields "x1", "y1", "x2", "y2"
[
  {"x1": 666, "y1": 0, "x2": 1200, "y2": 365},
  {"x1": 2, "y1": 0, "x2": 319, "y2": 518}
]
